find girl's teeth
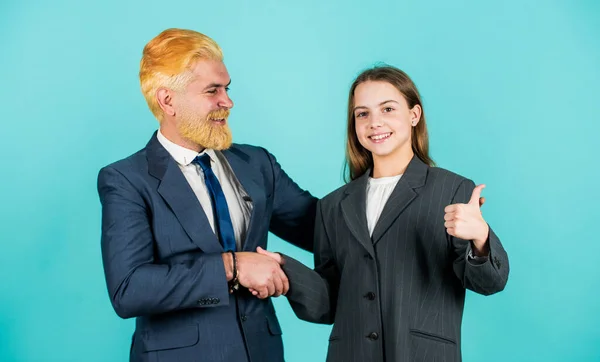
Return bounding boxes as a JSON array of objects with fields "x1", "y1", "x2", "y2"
[{"x1": 372, "y1": 133, "x2": 390, "y2": 140}]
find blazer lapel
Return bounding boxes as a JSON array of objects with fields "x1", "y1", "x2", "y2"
[
  {"x1": 371, "y1": 156, "x2": 428, "y2": 245},
  {"x1": 146, "y1": 132, "x2": 223, "y2": 253},
  {"x1": 341, "y1": 172, "x2": 375, "y2": 258},
  {"x1": 221, "y1": 147, "x2": 265, "y2": 252}
]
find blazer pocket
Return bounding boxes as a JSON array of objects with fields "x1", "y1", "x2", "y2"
[
  {"x1": 266, "y1": 314, "x2": 283, "y2": 335},
  {"x1": 409, "y1": 329, "x2": 456, "y2": 345},
  {"x1": 141, "y1": 324, "x2": 199, "y2": 352}
]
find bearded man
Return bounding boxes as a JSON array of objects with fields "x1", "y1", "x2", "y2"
[{"x1": 97, "y1": 28, "x2": 317, "y2": 362}]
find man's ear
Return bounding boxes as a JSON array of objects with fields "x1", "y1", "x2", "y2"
[{"x1": 157, "y1": 88, "x2": 176, "y2": 117}]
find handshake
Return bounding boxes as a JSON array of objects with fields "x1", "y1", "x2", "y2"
[{"x1": 221, "y1": 247, "x2": 286, "y2": 299}]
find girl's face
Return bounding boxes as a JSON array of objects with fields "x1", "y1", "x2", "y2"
[{"x1": 353, "y1": 81, "x2": 421, "y2": 164}]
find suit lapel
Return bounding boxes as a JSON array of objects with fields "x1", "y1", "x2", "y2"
[
  {"x1": 146, "y1": 132, "x2": 223, "y2": 253},
  {"x1": 222, "y1": 148, "x2": 264, "y2": 252},
  {"x1": 371, "y1": 156, "x2": 428, "y2": 245},
  {"x1": 341, "y1": 172, "x2": 375, "y2": 258}
]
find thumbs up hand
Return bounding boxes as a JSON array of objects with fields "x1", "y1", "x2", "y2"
[{"x1": 444, "y1": 184, "x2": 490, "y2": 255}]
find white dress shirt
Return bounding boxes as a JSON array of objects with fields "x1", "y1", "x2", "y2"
[{"x1": 157, "y1": 130, "x2": 251, "y2": 250}]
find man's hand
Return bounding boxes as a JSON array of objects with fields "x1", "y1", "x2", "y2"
[{"x1": 234, "y1": 251, "x2": 289, "y2": 299}]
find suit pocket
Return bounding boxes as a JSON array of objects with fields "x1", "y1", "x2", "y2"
[
  {"x1": 326, "y1": 335, "x2": 345, "y2": 362},
  {"x1": 140, "y1": 324, "x2": 199, "y2": 352},
  {"x1": 266, "y1": 314, "x2": 283, "y2": 335},
  {"x1": 409, "y1": 329, "x2": 456, "y2": 362},
  {"x1": 409, "y1": 329, "x2": 456, "y2": 345}
]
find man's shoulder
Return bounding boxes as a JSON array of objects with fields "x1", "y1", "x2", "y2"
[
  {"x1": 228, "y1": 143, "x2": 269, "y2": 158},
  {"x1": 100, "y1": 147, "x2": 148, "y2": 175},
  {"x1": 224, "y1": 143, "x2": 280, "y2": 168}
]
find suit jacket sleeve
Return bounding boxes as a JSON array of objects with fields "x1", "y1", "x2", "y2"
[
  {"x1": 262, "y1": 148, "x2": 317, "y2": 252},
  {"x1": 281, "y1": 201, "x2": 340, "y2": 324},
  {"x1": 98, "y1": 166, "x2": 230, "y2": 319},
  {"x1": 449, "y1": 179, "x2": 510, "y2": 296}
]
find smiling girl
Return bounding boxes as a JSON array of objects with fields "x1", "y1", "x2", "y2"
[{"x1": 259, "y1": 65, "x2": 509, "y2": 362}]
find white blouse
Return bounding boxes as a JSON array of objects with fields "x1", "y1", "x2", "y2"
[{"x1": 366, "y1": 174, "x2": 402, "y2": 236}]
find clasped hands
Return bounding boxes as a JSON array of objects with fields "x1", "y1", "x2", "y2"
[{"x1": 222, "y1": 248, "x2": 286, "y2": 299}]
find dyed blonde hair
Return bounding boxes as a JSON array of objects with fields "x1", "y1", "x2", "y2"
[{"x1": 139, "y1": 28, "x2": 223, "y2": 121}]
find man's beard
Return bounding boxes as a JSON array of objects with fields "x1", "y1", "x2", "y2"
[{"x1": 177, "y1": 108, "x2": 232, "y2": 150}]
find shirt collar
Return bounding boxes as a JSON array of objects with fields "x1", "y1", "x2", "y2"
[{"x1": 157, "y1": 129, "x2": 216, "y2": 166}]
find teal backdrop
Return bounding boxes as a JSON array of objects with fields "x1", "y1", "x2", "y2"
[{"x1": 1, "y1": 0, "x2": 599, "y2": 361}]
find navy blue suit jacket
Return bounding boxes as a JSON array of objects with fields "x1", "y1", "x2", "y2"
[{"x1": 98, "y1": 133, "x2": 317, "y2": 362}]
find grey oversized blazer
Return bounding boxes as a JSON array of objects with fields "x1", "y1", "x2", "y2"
[{"x1": 282, "y1": 156, "x2": 509, "y2": 362}]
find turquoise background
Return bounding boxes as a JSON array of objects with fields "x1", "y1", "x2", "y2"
[{"x1": 1, "y1": 0, "x2": 599, "y2": 361}]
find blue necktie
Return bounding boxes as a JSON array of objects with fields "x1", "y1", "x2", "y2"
[{"x1": 193, "y1": 154, "x2": 236, "y2": 251}]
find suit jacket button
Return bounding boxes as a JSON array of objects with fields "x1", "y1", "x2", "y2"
[
  {"x1": 368, "y1": 332, "x2": 379, "y2": 340},
  {"x1": 241, "y1": 315, "x2": 247, "y2": 322},
  {"x1": 213, "y1": 298, "x2": 220, "y2": 304},
  {"x1": 365, "y1": 292, "x2": 376, "y2": 300}
]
